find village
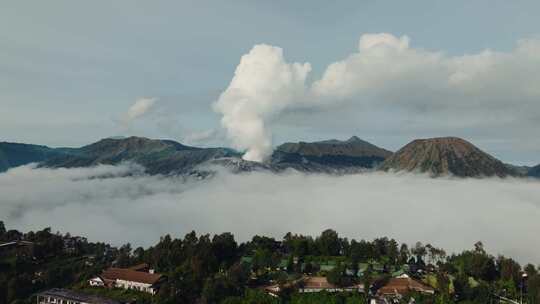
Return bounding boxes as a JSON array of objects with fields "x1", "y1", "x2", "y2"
[
  {"x1": 34, "y1": 261, "x2": 436, "y2": 304},
  {"x1": 1, "y1": 223, "x2": 538, "y2": 304}
]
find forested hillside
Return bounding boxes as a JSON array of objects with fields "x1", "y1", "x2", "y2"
[{"x1": 1, "y1": 222, "x2": 539, "y2": 304}]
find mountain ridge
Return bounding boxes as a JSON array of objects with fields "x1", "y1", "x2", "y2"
[
  {"x1": 1, "y1": 136, "x2": 536, "y2": 178},
  {"x1": 271, "y1": 136, "x2": 392, "y2": 172},
  {"x1": 41, "y1": 136, "x2": 239, "y2": 175}
]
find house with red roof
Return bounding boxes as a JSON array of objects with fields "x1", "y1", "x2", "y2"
[
  {"x1": 376, "y1": 274, "x2": 434, "y2": 297},
  {"x1": 89, "y1": 263, "x2": 164, "y2": 295}
]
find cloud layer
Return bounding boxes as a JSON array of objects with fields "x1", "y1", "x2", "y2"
[
  {"x1": 2, "y1": 164, "x2": 540, "y2": 264},
  {"x1": 215, "y1": 33, "x2": 540, "y2": 163}
]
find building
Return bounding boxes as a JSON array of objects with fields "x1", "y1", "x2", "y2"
[
  {"x1": 36, "y1": 288, "x2": 120, "y2": 304},
  {"x1": 376, "y1": 274, "x2": 435, "y2": 297},
  {"x1": 0, "y1": 240, "x2": 34, "y2": 257},
  {"x1": 88, "y1": 264, "x2": 164, "y2": 295},
  {"x1": 299, "y1": 276, "x2": 364, "y2": 293}
]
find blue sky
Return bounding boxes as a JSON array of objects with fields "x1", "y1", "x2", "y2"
[{"x1": 1, "y1": 1, "x2": 540, "y2": 164}]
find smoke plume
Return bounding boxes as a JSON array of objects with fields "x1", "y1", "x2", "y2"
[{"x1": 213, "y1": 44, "x2": 311, "y2": 161}]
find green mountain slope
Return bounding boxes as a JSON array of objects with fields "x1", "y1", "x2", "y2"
[
  {"x1": 271, "y1": 136, "x2": 392, "y2": 171},
  {"x1": 0, "y1": 142, "x2": 68, "y2": 172},
  {"x1": 43, "y1": 136, "x2": 240, "y2": 175},
  {"x1": 528, "y1": 164, "x2": 540, "y2": 178}
]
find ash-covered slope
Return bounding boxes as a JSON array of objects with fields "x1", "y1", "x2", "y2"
[
  {"x1": 379, "y1": 137, "x2": 518, "y2": 177},
  {"x1": 271, "y1": 136, "x2": 392, "y2": 172}
]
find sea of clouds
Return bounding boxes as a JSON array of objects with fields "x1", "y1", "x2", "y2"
[{"x1": 1, "y1": 164, "x2": 540, "y2": 264}]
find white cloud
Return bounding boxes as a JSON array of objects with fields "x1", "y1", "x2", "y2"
[
  {"x1": 216, "y1": 33, "x2": 540, "y2": 163},
  {"x1": 213, "y1": 44, "x2": 311, "y2": 162},
  {"x1": 313, "y1": 33, "x2": 540, "y2": 114},
  {"x1": 312, "y1": 33, "x2": 445, "y2": 100},
  {"x1": 125, "y1": 97, "x2": 158, "y2": 123},
  {"x1": 2, "y1": 165, "x2": 540, "y2": 264}
]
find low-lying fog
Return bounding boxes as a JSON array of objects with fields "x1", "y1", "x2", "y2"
[{"x1": 1, "y1": 164, "x2": 539, "y2": 264}]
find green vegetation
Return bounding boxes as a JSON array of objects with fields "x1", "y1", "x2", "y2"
[
  {"x1": 290, "y1": 292, "x2": 367, "y2": 304},
  {"x1": 74, "y1": 286, "x2": 153, "y2": 304},
  {"x1": 1, "y1": 221, "x2": 540, "y2": 304}
]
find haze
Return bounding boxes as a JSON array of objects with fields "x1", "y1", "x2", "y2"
[{"x1": 2, "y1": 164, "x2": 539, "y2": 264}]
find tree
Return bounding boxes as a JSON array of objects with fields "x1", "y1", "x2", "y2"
[
  {"x1": 398, "y1": 243, "x2": 409, "y2": 264},
  {"x1": 316, "y1": 229, "x2": 341, "y2": 256},
  {"x1": 286, "y1": 255, "x2": 294, "y2": 272},
  {"x1": 0, "y1": 221, "x2": 5, "y2": 238},
  {"x1": 362, "y1": 267, "x2": 373, "y2": 303},
  {"x1": 221, "y1": 290, "x2": 280, "y2": 304},
  {"x1": 252, "y1": 248, "x2": 273, "y2": 273},
  {"x1": 0, "y1": 276, "x2": 7, "y2": 304},
  {"x1": 327, "y1": 263, "x2": 350, "y2": 287},
  {"x1": 350, "y1": 239, "x2": 372, "y2": 262},
  {"x1": 133, "y1": 246, "x2": 145, "y2": 263},
  {"x1": 436, "y1": 271, "x2": 451, "y2": 300},
  {"x1": 373, "y1": 237, "x2": 390, "y2": 258},
  {"x1": 7, "y1": 275, "x2": 33, "y2": 304},
  {"x1": 228, "y1": 262, "x2": 250, "y2": 288},
  {"x1": 474, "y1": 241, "x2": 486, "y2": 254},
  {"x1": 425, "y1": 244, "x2": 446, "y2": 266},
  {"x1": 473, "y1": 254, "x2": 497, "y2": 282},
  {"x1": 412, "y1": 242, "x2": 427, "y2": 261},
  {"x1": 212, "y1": 232, "x2": 238, "y2": 268},
  {"x1": 169, "y1": 265, "x2": 203, "y2": 303},
  {"x1": 425, "y1": 243, "x2": 434, "y2": 264},
  {"x1": 527, "y1": 274, "x2": 540, "y2": 304},
  {"x1": 202, "y1": 276, "x2": 239, "y2": 304},
  {"x1": 453, "y1": 273, "x2": 472, "y2": 302},
  {"x1": 525, "y1": 264, "x2": 538, "y2": 277},
  {"x1": 116, "y1": 243, "x2": 132, "y2": 267},
  {"x1": 340, "y1": 237, "x2": 351, "y2": 257},
  {"x1": 3, "y1": 229, "x2": 22, "y2": 241},
  {"x1": 497, "y1": 256, "x2": 521, "y2": 284},
  {"x1": 387, "y1": 239, "x2": 399, "y2": 264}
]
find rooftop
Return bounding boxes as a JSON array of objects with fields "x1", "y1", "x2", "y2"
[
  {"x1": 302, "y1": 276, "x2": 337, "y2": 289},
  {"x1": 301, "y1": 276, "x2": 363, "y2": 290},
  {"x1": 377, "y1": 275, "x2": 435, "y2": 296},
  {"x1": 37, "y1": 288, "x2": 120, "y2": 304},
  {"x1": 0, "y1": 240, "x2": 34, "y2": 248},
  {"x1": 101, "y1": 268, "x2": 162, "y2": 285}
]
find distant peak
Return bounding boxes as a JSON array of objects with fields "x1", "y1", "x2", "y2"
[
  {"x1": 98, "y1": 136, "x2": 150, "y2": 142},
  {"x1": 106, "y1": 136, "x2": 127, "y2": 140},
  {"x1": 275, "y1": 136, "x2": 392, "y2": 159},
  {"x1": 415, "y1": 136, "x2": 467, "y2": 143},
  {"x1": 315, "y1": 136, "x2": 364, "y2": 145},
  {"x1": 380, "y1": 136, "x2": 517, "y2": 177}
]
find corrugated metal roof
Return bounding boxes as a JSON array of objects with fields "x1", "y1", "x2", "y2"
[{"x1": 37, "y1": 288, "x2": 120, "y2": 304}]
